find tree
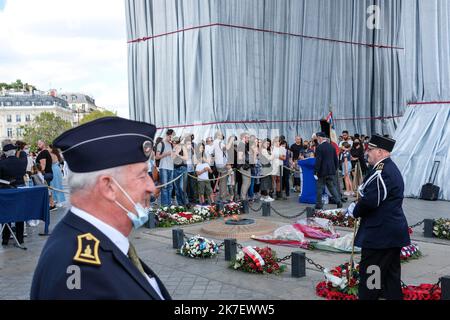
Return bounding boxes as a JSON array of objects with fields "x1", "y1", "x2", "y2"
[
  {"x1": 21, "y1": 112, "x2": 72, "y2": 151},
  {"x1": 79, "y1": 109, "x2": 117, "y2": 125},
  {"x1": 0, "y1": 79, "x2": 36, "y2": 91}
]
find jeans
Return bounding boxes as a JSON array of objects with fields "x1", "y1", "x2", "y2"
[
  {"x1": 159, "y1": 168, "x2": 174, "y2": 206},
  {"x1": 217, "y1": 167, "x2": 230, "y2": 202},
  {"x1": 248, "y1": 178, "x2": 255, "y2": 198},
  {"x1": 316, "y1": 175, "x2": 341, "y2": 208},
  {"x1": 186, "y1": 171, "x2": 197, "y2": 203},
  {"x1": 173, "y1": 166, "x2": 187, "y2": 206},
  {"x1": 240, "y1": 169, "x2": 251, "y2": 200}
]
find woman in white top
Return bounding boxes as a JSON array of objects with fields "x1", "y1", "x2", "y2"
[
  {"x1": 271, "y1": 137, "x2": 286, "y2": 200},
  {"x1": 260, "y1": 139, "x2": 274, "y2": 202}
]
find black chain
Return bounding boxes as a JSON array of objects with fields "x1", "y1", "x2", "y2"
[
  {"x1": 305, "y1": 257, "x2": 325, "y2": 272},
  {"x1": 237, "y1": 243, "x2": 244, "y2": 249},
  {"x1": 270, "y1": 205, "x2": 307, "y2": 219},
  {"x1": 276, "y1": 254, "x2": 292, "y2": 263},
  {"x1": 401, "y1": 280, "x2": 408, "y2": 289},
  {"x1": 429, "y1": 279, "x2": 441, "y2": 296},
  {"x1": 409, "y1": 220, "x2": 425, "y2": 229},
  {"x1": 248, "y1": 201, "x2": 263, "y2": 212}
]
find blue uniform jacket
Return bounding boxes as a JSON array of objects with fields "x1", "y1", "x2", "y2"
[
  {"x1": 314, "y1": 142, "x2": 338, "y2": 177},
  {"x1": 353, "y1": 158, "x2": 410, "y2": 249},
  {"x1": 30, "y1": 211, "x2": 172, "y2": 300}
]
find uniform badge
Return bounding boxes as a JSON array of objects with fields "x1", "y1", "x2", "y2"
[
  {"x1": 73, "y1": 233, "x2": 101, "y2": 266},
  {"x1": 375, "y1": 163, "x2": 384, "y2": 171}
]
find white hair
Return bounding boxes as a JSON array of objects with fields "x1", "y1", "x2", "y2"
[
  {"x1": 67, "y1": 166, "x2": 124, "y2": 194},
  {"x1": 4, "y1": 150, "x2": 16, "y2": 157}
]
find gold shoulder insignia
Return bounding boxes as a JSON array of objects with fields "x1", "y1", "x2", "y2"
[
  {"x1": 73, "y1": 233, "x2": 101, "y2": 266},
  {"x1": 376, "y1": 163, "x2": 384, "y2": 171}
]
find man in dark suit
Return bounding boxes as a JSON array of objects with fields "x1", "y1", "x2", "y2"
[
  {"x1": 313, "y1": 132, "x2": 342, "y2": 209},
  {"x1": 347, "y1": 134, "x2": 410, "y2": 300},
  {"x1": 0, "y1": 143, "x2": 27, "y2": 246},
  {"x1": 30, "y1": 117, "x2": 171, "y2": 300}
]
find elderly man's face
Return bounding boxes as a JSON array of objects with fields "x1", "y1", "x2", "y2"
[
  {"x1": 116, "y1": 162, "x2": 156, "y2": 214},
  {"x1": 367, "y1": 147, "x2": 386, "y2": 166}
]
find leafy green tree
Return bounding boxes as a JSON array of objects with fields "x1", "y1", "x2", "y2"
[
  {"x1": 79, "y1": 109, "x2": 117, "y2": 124},
  {"x1": 0, "y1": 79, "x2": 36, "y2": 91},
  {"x1": 21, "y1": 112, "x2": 72, "y2": 151}
]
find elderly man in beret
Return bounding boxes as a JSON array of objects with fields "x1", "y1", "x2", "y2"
[
  {"x1": 31, "y1": 117, "x2": 171, "y2": 300},
  {"x1": 346, "y1": 134, "x2": 410, "y2": 300}
]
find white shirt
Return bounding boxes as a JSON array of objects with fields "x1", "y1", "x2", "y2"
[
  {"x1": 204, "y1": 144, "x2": 215, "y2": 165},
  {"x1": 196, "y1": 162, "x2": 210, "y2": 180},
  {"x1": 212, "y1": 139, "x2": 227, "y2": 168},
  {"x1": 71, "y1": 206, "x2": 165, "y2": 299}
]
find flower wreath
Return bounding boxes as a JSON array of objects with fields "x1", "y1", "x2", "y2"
[
  {"x1": 178, "y1": 235, "x2": 219, "y2": 258},
  {"x1": 230, "y1": 246, "x2": 286, "y2": 275},
  {"x1": 316, "y1": 263, "x2": 441, "y2": 300}
]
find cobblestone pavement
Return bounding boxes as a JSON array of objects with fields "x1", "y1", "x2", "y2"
[{"x1": 1, "y1": 192, "x2": 449, "y2": 300}]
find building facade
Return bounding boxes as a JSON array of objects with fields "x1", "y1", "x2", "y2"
[
  {"x1": 57, "y1": 92, "x2": 101, "y2": 125},
  {"x1": 0, "y1": 93, "x2": 72, "y2": 141}
]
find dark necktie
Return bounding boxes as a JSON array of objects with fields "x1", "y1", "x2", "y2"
[{"x1": 128, "y1": 242, "x2": 146, "y2": 276}]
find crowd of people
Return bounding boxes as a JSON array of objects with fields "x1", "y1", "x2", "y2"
[
  {"x1": 0, "y1": 138, "x2": 66, "y2": 246},
  {"x1": 147, "y1": 128, "x2": 376, "y2": 208},
  {"x1": 0, "y1": 128, "x2": 381, "y2": 245}
]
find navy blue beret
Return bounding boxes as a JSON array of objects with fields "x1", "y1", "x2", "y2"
[
  {"x1": 53, "y1": 117, "x2": 156, "y2": 173},
  {"x1": 368, "y1": 134, "x2": 396, "y2": 152},
  {"x1": 3, "y1": 144, "x2": 17, "y2": 152},
  {"x1": 316, "y1": 132, "x2": 327, "y2": 138}
]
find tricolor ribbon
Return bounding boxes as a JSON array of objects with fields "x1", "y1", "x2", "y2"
[{"x1": 242, "y1": 246, "x2": 265, "y2": 268}]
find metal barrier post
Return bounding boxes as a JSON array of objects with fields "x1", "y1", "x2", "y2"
[
  {"x1": 224, "y1": 238, "x2": 237, "y2": 261},
  {"x1": 292, "y1": 252, "x2": 306, "y2": 278},
  {"x1": 172, "y1": 229, "x2": 185, "y2": 249}
]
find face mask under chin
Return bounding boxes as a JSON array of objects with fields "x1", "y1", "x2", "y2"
[{"x1": 111, "y1": 177, "x2": 150, "y2": 229}]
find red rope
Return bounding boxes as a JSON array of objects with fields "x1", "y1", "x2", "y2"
[
  {"x1": 128, "y1": 22, "x2": 404, "y2": 50},
  {"x1": 155, "y1": 115, "x2": 403, "y2": 130},
  {"x1": 407, "y1": 101, "x2": 450, "y2": 105}
]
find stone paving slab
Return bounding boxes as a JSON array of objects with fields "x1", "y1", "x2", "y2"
[{"x1": 0, "y1": 193, "x2": 449, "y2": 300}]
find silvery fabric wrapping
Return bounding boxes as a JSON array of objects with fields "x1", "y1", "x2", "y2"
[
  {"x1": 392, "y1": 0, "x2": 450, "y2": 200},
  {"x1": 125, "y1": 0, "x2": 403, "y2": 141},
  {"x1": 393, "y1": 104, "x2": 450, "y2": 200},
  {"x1": 126, "y1": 0, "x2": 450, "y2": 200}
]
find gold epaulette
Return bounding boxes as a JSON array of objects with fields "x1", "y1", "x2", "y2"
[{"x1": 73, "y1": 233, "x2": 101, "y2": 266}]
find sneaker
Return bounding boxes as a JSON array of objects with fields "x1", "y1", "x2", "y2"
[{"x1": 264, "y1": 196, "x2": 275, "y2": 202}]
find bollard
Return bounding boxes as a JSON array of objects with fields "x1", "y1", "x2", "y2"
[
  {"x1": 306, "y1": 207, "x2": 315, "y2": 218},
  {"x1": 242, "y1": 200, "x2": 249, "y2": 214},
  {"x1": 441, "y1": 276, "x2": 450, "y2": 300},
  {"x1": 423, "y1": 219, "x2": 435, "y2": 238},
  {"x1": 262, "y1": 202, "x2": 271, "y2": 216},
  {"x1": 291, "y1": 252, "x2": 306, "y2": 278},
  {"x1": 172, "y1": 229, "x2": 185, "y2": 249},
  {"x1": 146, "y1": 212, "x2": 156, "y2": 229},
  {"x1": 224, "y1": 238, "x2": 237, "y2": 261}
]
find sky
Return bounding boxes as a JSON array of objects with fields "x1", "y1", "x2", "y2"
[{"x1": 0, "y1": 0, "x2": 130, "y2": 118}]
